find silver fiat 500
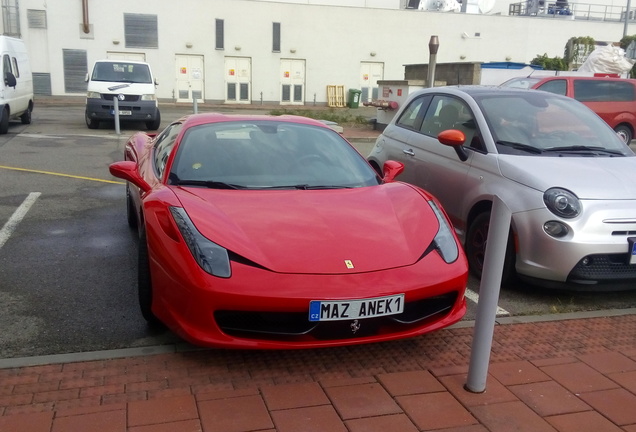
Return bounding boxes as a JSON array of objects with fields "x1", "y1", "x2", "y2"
[{"x1": 368, "y1": 86, "x2": 636, "y2": 290}]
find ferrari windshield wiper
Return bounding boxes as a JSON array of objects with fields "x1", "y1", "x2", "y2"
[
  {"x1": 543, "y1": 146, "x2": 624, "y2": 155},
  {"x1": 304, "y1": 185, "x2": 353, "y2": 190},
  {"x1": 496, "y1": 140, "x2": 543, "y2": 154},
  {"x1": 175, "y1": 180, "x2": 246, "y2": 190},
  {"x1": 255, "y1": 184, "x2": 352, "y2": 190}
]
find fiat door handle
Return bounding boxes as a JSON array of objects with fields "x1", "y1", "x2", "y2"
[{"x1": 403, "y1": 148, "x2": 415, "y2": 157}]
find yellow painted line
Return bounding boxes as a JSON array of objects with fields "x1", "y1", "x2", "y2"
[{"x1": 0, "y1": 165, "x2": 125, "y2": 184}]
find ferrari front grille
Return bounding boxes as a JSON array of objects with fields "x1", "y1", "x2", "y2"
[{"x1": 214, "y1": 292, "x2": 459, "y2": 341}]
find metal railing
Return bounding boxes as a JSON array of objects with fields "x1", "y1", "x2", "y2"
[{"x1": 509, "y1": 1, "x2": 636, "y2": 21}]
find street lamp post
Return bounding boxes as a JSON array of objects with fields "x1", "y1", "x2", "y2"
[
  {"x1": 625, "y1": 0, "x2": 632, "y2": 37},
  {"x1": 428, "y1": 36, "x2": 439, "y2": 88}
]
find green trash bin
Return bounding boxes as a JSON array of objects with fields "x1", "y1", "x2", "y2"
[{"x1": 347, "y1": 89, "x2": 362, "y2": 108}]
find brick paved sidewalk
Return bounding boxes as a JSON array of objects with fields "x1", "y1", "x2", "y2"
[{"x1": 1, "y1": 312, "x2": 635, "y2": 432}]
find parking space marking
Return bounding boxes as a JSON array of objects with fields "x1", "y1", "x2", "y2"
[
  {"x1": 18, "y1": 133, "x2": 123, "y2": 140},
  {"x1": 0, "y1": 192, "x2": 41, "y2": 249},
  {"x1": 0, "y1": 165, "x2": 124, "y2": 185},
  {"x1": 465, "y1": 288, "x2": 510, "y2": 316}
]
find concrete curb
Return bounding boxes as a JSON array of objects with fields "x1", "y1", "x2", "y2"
[{"x1": 2, "y1": 308, "x2": 634, "y2": 370}]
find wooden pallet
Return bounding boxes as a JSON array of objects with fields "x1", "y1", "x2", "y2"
[{"x1": 327, "y1": 85, "x2": 346, "y2": 107}]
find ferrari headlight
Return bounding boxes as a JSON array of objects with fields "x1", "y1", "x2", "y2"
[
  {"x1": 169, "y1": 207, "x2": 231, "y2": 278},
  {"x1": 429, "y1": 200, "x2": 459, "y2": 263},
  {"x1": 544, "y1": 188, "x2": 581, "y2": 219}
]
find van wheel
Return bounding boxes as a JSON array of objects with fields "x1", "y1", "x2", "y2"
[
  {"x1": 146, "y1": 111, "x2": 161, "y2": 131},
  {"x1": 614, "y1": 125, "x2": 632, "y2": 145},
  {"x1": 465, "y1": 211, "x2": 517, "y2": 286},
  {"x1": 20, "y1": 108, "x2": 32, "y2": 125},
  {"x1": 85, "y1": 112, "x2": 99, "y2": 129},
  {"x1": 0, "y1": 108, "x2": 9, "y2": 134}
]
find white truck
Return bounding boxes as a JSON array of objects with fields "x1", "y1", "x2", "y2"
[
  {"x1": 85, "y1": 60, "x2": 161, "y2": 130},
  {"x1": 0, "y1": 35, "x2": 34, "y2": 134}
]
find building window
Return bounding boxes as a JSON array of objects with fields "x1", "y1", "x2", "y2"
[
  {"x1": 27, "y1": 9, "x2": 47, "y2": 29},
  {"x1": 273, "y1": 22, "x2": 280, "y2": 52},
  {"x1": 1, "y1": 1, "x2": 20, "y2": 36},
  {"x1": 124, "y1": 13, "x2": 158, "y2": 49},
  {"x1": 215, "y1": 19, "x2": 224, "y2": 50},
  {"x1": 62, "y1": 49, "x2": 88, "y2": 94}
]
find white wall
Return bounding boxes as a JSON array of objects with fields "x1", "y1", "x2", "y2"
[{"x1": 14, "y1": 0, "x2": 631, "y2": 103}]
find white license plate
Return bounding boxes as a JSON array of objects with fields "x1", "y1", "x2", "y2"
[
  {"x1": 111, "y1": 110, "x2": 132, "y2": 116},
  {"x1": 308, "y1": 294, "x2": 404, "y2": 322}
]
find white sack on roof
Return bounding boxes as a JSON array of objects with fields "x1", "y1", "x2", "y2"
[{"x1": 578, "y1": 45, "x2": 635, "y2": 74}]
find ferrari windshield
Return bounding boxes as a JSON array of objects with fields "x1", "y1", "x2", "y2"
[
  {"x1": 169, "y1": 120, "x2": 381, "y2": 189},
  {"x1": 475, "y1": 92, "x2": 633, "y2": 156}
]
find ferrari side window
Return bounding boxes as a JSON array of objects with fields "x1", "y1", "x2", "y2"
[{"x1": 153, "y1": 123, "x2": 182, "y2": 177}]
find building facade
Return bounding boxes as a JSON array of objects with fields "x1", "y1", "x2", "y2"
[{"x1": 1, "y1": 0, "x2": 632, "y2": 106}]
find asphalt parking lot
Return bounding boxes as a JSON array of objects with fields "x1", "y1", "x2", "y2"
[{"x1": 1, "y1": 100, "x2": 635, "y2": 359}]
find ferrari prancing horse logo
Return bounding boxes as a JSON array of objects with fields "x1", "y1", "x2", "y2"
[{"x1": 344, "y1": 260, "x2": 354, "y2": 269}]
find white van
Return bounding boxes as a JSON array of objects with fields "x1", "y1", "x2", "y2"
[
  {"x1": 85, "y1": 60, "x2": 160, "y2": 130},
  {"x1": 0, "y1": 36, "x2": 34, "y2": 134}
]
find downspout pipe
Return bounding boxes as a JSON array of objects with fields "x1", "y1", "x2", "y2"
[{"x1": 82, "y1": 0, "x2": 90, "y2": 34}]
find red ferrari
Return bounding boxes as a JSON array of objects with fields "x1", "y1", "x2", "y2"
[{"x1": 109, "y1": 113, "x2": 468, "y2": 349}]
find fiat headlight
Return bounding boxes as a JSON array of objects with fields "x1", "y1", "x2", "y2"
[
  {"x1": 429, "y1": 200, "x2": 459, "y2": 263},
  {"x1": 543, "y1": 188, "x2": 581, "y2": 219},
  {"x1": 169, "y1": 207, "x2": 231, "y2": 278}
]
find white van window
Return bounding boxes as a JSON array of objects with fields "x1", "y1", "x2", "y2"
[
  {"x1": 91, "y1": 62, "x2": 152, "y2": 84},
  {"x1": 3, "y1": 54, "x2": 11, "y2": 77},
  {"x1": 11, "y1": 57, "x2": 19, "y2": 78}
]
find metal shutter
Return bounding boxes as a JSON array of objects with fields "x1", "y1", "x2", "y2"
[{"x1": 62, "y1": 49, "x2": 88, "y2": 94}]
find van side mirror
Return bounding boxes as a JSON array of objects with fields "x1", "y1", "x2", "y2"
[
  {"x1": 154, "y1": 79, "x2": 158, "y2": 87},
  {"x1": 4, "y1": 72, "x2": 16, "y2": 88},
  {"x1": 85, "y1": 73, "x2": 89, "y2": 83}
]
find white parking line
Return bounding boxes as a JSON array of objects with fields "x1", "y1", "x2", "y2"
[
  {"x1": 0, "y1": 192, "x2": 41, "y2": 249},
  {"x1": 465, "y1": 288, "x2": 510, "y2": 317},
  {"x1": 19, "y1": 133, "x2": 122, "y2": 140}
]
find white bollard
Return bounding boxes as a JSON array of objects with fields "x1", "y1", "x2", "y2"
[
  {"x1": 113, "y1": 97, "x2": 121, "y2": 135},
  {"x1": 465, "y1": 196, "x2": 512, "y2": 393}
]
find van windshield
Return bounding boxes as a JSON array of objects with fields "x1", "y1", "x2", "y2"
[{"x1": 91, "y1": 62, "x2": 152, "y2": 84}]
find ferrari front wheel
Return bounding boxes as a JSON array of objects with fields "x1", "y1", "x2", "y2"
[
  {"x1": 138, "y1": 230, "x2": 160, "y2": 326},
  {"x1": 126, "y1": 185, "x2": 138, "y2": 230}
]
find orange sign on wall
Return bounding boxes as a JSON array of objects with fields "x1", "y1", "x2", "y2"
[
  {"x1": 180, "y1": 67, "x2": 187, "y2": 74},
  {"x1": 229, "y1": 69, "x2": 235, "y2": 76},
  {"x1": 284, "y1": 71, "x2": 290, "y2": 78}
]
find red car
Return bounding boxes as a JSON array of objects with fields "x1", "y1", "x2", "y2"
[
  {"x1": 109, "y1": 113, "x2": 468, "y2": 349},
  {"x1": 501, "y1": 76, "x2": 636, "y2": 144}
]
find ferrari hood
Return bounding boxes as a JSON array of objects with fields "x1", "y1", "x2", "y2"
[
  {"x1": 172, "y1": 184, "x2": 441, "y2": 274},
  {"x1": 498, "y1": 155, "x2": 636, "y2": 199}
]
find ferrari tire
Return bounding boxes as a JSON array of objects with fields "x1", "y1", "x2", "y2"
[
  {"x1": 138, "y1": 230, "x2": 160, "y2": 326},
  {"x1": 0, "y1": 108, "x2": 9, "y2": 134},
  {"x1": 465, "y1": 211, "x2": 516, "y2": 286},
  {"x1": 126, "y1": 185, "x2": 138, "y2": 230}
]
